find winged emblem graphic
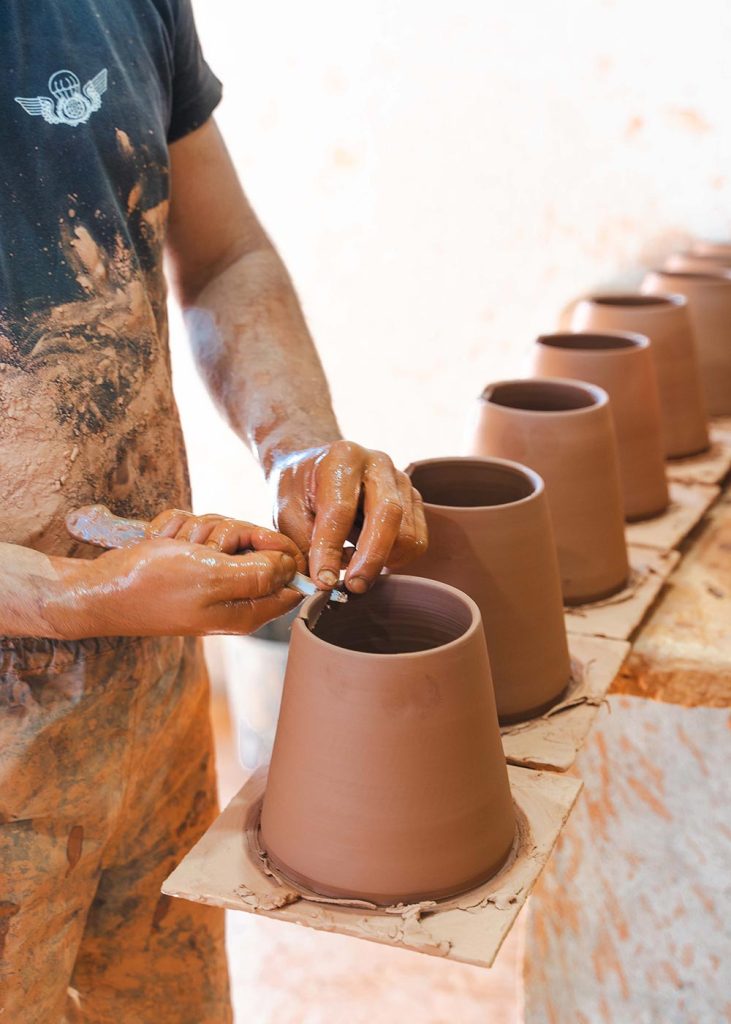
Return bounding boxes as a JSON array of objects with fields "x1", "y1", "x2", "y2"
[{"x1": 15, "y1": 68, "x2": 108, "y2": 127}]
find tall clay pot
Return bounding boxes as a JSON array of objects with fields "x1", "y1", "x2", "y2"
[
  {"x1": 531, "y1": 332, "x2": 669, "y2": 521},
  {"x1": 664, "y1": 251, "x2": 731, "y2": 275},
  {"x1": 690, "y1": 239, "x2": 731, "y2": 260},
  {"x1": 400, "y1": 456, "x2": 570, "y2": 723},
  {"x1": 642, "y1": 270, "x2": 731, "y2": 416},
  {"x1": 563, "y1": 294, "x2": 709, "y2": 458},
  {"x1": 260, "y1": 575, "x2": 516, "y2": 905},
  {"x1": 470, "y1": 379, "x2": 629, "y2": 604}
]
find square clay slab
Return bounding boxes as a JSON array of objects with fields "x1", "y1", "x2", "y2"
[
  {"x1": 162, "y1": 764, "x2": 582, "y2": 969},
  {"x1": 665, "y1": 424, "x2": 731, "y2": 486},
  {"x1": 501, "y1": 633, "x2": 630, "y2": 772},
  {"x1": 564, "y1": 546, "x2": 680, "y2": 641},
  {"x1": 624, "y1": 481, "x2": 720, "y2": 553}
]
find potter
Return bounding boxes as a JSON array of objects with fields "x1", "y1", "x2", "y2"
[{"x1": 0, "y1": 4, "x2": 427, "y2": 1018}]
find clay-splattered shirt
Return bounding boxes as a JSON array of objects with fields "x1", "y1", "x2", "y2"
[{"x1": 0, "y1": 0, "x2": 222, "y2": 554}]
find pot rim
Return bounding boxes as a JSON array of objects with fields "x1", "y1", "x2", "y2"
[
  {"x1": 404, "y1": 455, "x2": 544, "y2": 512},
  {"x1": 296, "y1": 574, "x2": 483, "y2": 661},
  {"x1": 645, "y1": 268, "x2": 731, "y2": 285},
  {"x1": 479, "y1": 377, "x2": 609, "y2": 416},
  {"x1": 536, "y1": 329, "x2": 650, "y2": 354},
  {"x1": 578, "y1": 292, "x2": 687, "y2": 311}
]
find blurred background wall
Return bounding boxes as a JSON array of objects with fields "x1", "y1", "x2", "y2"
[{"x1": 173, "y1": 0, "x2": 731, "y2": 530}]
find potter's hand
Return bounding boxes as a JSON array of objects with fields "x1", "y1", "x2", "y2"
[
  {"x1": 55, "y1": 505, "x2": 303, "y2": 638},
  {"x1": 149, "y1": 508, "x2": 307, "y2": 570},
  {"x1": 271, "y1": 441, "x2": 428, "y2": 594}
]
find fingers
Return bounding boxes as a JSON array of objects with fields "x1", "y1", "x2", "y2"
[
  {"x1": 149, "y1": 509, "x2": 306, "y2": 569},
  {"x1": 343, "y1": 454, "x2": 403, "y2": 593},
  {"x1": 273, "y1": 457, "x2": 318, "y2": 557},
  {"x1": 149, "y1": 508, "x2": 195, "y2": 538},
  {"x1": 383, "y1": 479, "x2": 429, "y2": 571},
  {"x1": 307, "y1": 442, "x2": 365, "y2": 590},
  {"x1": 204, "y1": 521, "x2": 306, "y2": 570},
  {"x1": 66, "y1": 505, "x2": 149, "y2": 549}
]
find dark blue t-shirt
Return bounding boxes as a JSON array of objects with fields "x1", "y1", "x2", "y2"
[{"x1": 0, "y1": 1, "x2": 222, "y2": 553}]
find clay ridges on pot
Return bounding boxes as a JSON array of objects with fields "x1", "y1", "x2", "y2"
[{"x1": 308, "y1": 576, "x2": 473, "y2": 655}]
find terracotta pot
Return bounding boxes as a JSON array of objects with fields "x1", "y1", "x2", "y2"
[
  {"x1": 531, "y1": 332, "x2": 669, "y2": 520},
  {"x1": 400, "y1": 456, "x2": 570, "y2": 723},
  {"x1": 470, "y1": 379, "x2": 629, "y2": 604},
  {"x1": 260, "y1": 575, "x2": 516, "y2": 905},
  {"x1": 690, "y1": 239, "x2": 731, "y2": 260},
  {"x1": 642, "y1": 270, "x2": 731, "y2": 416},
  {"x1": 563, "y1": 294, "x2": 709, "y2": 458},
  {"x1": 664, "y1": 251, "x2": 731, "y2": 275}
]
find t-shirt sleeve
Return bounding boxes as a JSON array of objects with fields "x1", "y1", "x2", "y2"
[{"x1": 167, "y1": 0, "x2": 223, "y2": 143}]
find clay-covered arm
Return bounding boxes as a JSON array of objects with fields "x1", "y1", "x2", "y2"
[{"x1": 166, "y1": 119, "x2": 428, "y2": 593}]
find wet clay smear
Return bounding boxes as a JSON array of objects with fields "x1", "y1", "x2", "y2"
[{"x1": 0, "y1": 136, "x2": 190, "y2": 556}]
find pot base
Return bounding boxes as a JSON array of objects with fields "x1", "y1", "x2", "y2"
[
  {"x1": 565, "y1": 547, "x2": 680, "y2": 641},
  {"x1": 497, "y1": 682, "x2": 571, "y2": 727},
  {"x1": 260, "y1": 823, "x2": 516, "y2": 908},
  {"x1": 562, "y1": 574, "x2": 629, "y2": 608}
]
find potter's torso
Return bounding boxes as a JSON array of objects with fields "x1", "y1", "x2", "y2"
[{"x1": 0, "y1": 0, "x2": 220, "y2": 555}]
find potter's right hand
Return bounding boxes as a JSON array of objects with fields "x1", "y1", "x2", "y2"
[{"x1": 46, "y1": 539, "x2": 301, "y2": 639}]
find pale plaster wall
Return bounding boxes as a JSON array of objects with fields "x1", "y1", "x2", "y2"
[{"x1": 172, "y1": 0, "x2": 731, "y2": 526}]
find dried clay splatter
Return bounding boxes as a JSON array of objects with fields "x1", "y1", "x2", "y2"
[{"x1": 0, "y1": 135, "x2": 190, "y2": 556}]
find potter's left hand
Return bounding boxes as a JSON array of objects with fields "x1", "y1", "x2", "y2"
[
  {"x1": 271, "y1": 441, "x2": 428, "y2": 594},
  {"x1": 147, "y1": 509, "x2": 307, "y2": 571}
]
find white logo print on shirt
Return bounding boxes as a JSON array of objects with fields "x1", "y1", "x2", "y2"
[{"x1": 15, "y1": 68, "x2": 108, "y2": 126}]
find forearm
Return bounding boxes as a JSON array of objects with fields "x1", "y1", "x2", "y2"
[
  {"x1": 0, "y1": 543, "x2": 90, "y2": 639},
  {"x1": 183, "y1": 246, "x2": 342, "y2": 476}
]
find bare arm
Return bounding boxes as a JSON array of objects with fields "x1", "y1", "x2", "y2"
[{"x1": 166, "y1": 119, "x2": 427, "y2": 593}]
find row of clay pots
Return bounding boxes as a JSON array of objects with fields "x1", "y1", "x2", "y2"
[
  {"x1": 261, "y1": 452, "x2": 577, "y2": 904},
  {"x1": 259, "y1": 238, "x2": 730, "y2": 908}
]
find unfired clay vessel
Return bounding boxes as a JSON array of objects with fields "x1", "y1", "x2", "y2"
[
  {"x1": 564, "y1": 294, "x2": 709, "y2": 458},
  {"x1": 400, "y1": 456, "x2": 570, "y2": 723},
  {"x1": 470, "y1": 379, "x2": 629, "y2": 604},
  {"x1": 643, "y1": 270, "x2": 731, "y2": 416},
  {"x1": 664, "y1": 251, "x2": 731, "y2": 275},
  {"x1": 260, "y1": 575, "x2": 516, "y2": 905},
  {"x1": 532, "y1": 332, "x2": 669, "y2": 521},
  {"x1": 690, "y1": 239, "x2": 731, "y2": 260}
]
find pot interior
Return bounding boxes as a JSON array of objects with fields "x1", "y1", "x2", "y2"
[
  {"x1": 484, "y1": 379, "x2": 597, "y2": 412},
  {"x1": 590, "y1": 294, "x2": 677, "y2": 308},
  {"x1": 308, "y1": 577, "x2": 473, "y2": 655},
  {"x1": 538, "y1": 332, "x2": 642, "y2": 351},
  {"x1": 408, "y1": 458, "x2": 536, "y2": 508}
]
